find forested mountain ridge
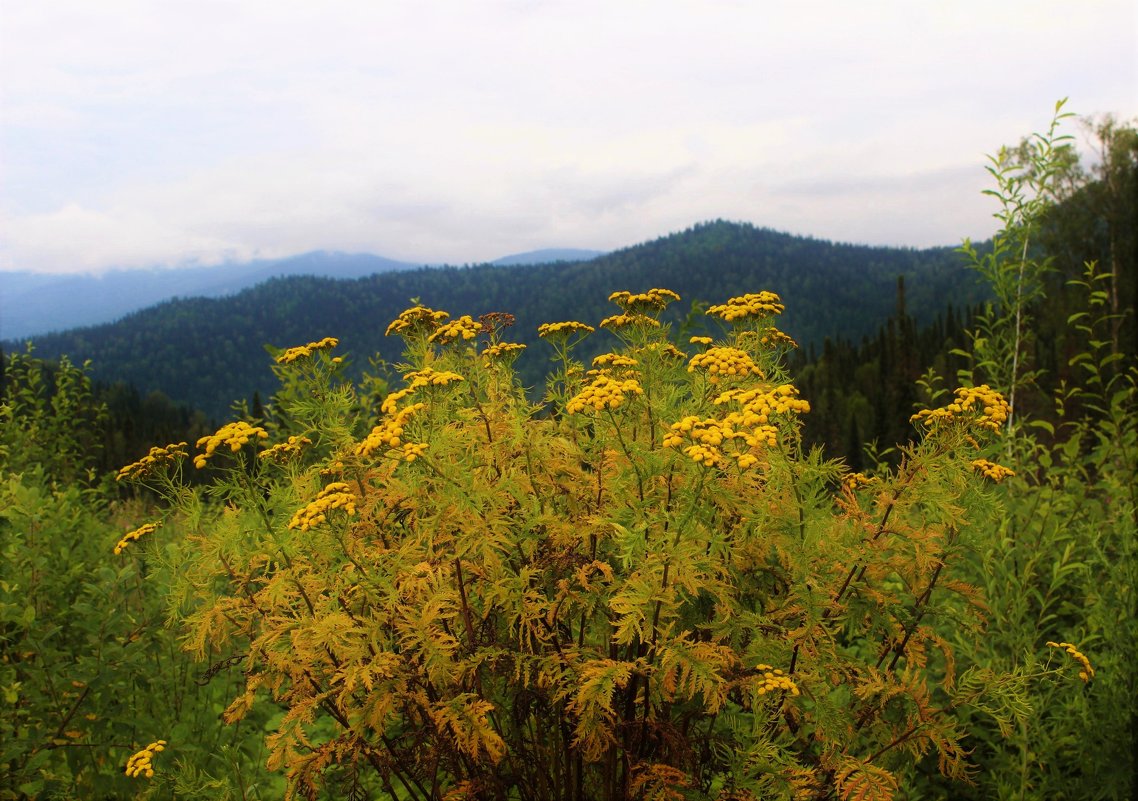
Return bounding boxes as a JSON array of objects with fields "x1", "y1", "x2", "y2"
[{"x1": 8, "y1": 220, "x2": 987, "y2": 419}]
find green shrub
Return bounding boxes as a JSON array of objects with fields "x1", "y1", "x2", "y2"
[{"x1": 0, "y1": 353, "x2": 274, "y2": 800}]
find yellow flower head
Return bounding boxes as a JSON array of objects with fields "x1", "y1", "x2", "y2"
[
  {"x1": 125, "y1": 740, "x2": 167, "y2": 779},
  {"x1": 380, "y1": 368, "x2": 464, "y2": 415},
  {"x1": 607, "y1": 288, "x2": 681, "y2": 312},
  {"x1": 194, "y1": 422, "x2": 269, "y2": 468},
  {"x1": 116, "y1": 442, "x2": 188, "y2": 482},
  {"x1": 714, "y1": 384, "x2": 811, "y2": 419},
  {"x1": 1046, "y1": 641, "x2": 1095, "y2": 682},
  {"x1": 663, "y1": 384, "x2": 809, "y2": 464},
  {"x1": 911, "y1": 385, "x2": 1011, "y2": 434},
  {"x1": 357, "y1": 402, "x2": 427, "y2": 457},
  {"x1": 683, "y1": 442, "x2": 728, "y2": 468},
  {"x1": 687, "y1": 347, "x2": 763, "y2": 384},
  {"x1": 538, "y1": 321, "x2": 595, "y2": 339},
  {"x1": 259, "y1": 435, "x2": 312, "y2": 463},
  {"x1": 843, "y1": 472, "x2": 876, "y2": 492},
  {"x1": 689, "y1": 335, "x2": 713, "y2": 346},
  {"x1": 275, "y1": 337, "x2": 339, "y2": 364},
  {"x1": 386, "y1": 305, "x2": 450, "y2": 337},
  {"x1": 759, "y1": 327, "x2": 798, "y2": 349},
  {"x1": 664, "y1": 414, "x2": 775, "y2": 469},
  {"x1": 482, "y1": 342, "x2": 527, "y2": 361},
  {"x1": 754, "y1": 665, "x2": 800, "y2": 697},
  {"x1": 566, "y1": 374, "x2": 644, "y2": 414},
  {"x1": 971, "y1": 458, "x2": 1016, "y2": 482},
  {"x1": 288, "y1": 483, "x2": 358, "y2": 531},
  {"x1": 400, "y1": 442, "x2": 429, "y2": 462},
  {"x1": 403, "y1": 367, "x2": 465, "y2": 388},
  {"x1": 114, "y1": 522, "x2": 161, "y2": 555},
  {"x1": 429, "y1": 315, "x2": 481, "y2": 345},
  {"x1": 592, "y1": 353, "x2": 639, "y2": 369},
  {"x1": 600, "y1": 312, "x2": 661, "y2": 330},
  {"x1": 380, "y1": 386, "x2": 416, "y2": 415},
  {"x1": 707, "y1": 291, "x2": 785, "y2": 322}
]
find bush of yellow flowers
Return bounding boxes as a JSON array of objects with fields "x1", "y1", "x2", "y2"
[{"x1": 113, "y1": 285, "x2": 1094, "y2": 801}]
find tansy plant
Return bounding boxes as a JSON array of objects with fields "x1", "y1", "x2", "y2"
[{"x1": 119, "y1": 287, "x2": 1092, "y2": 801}]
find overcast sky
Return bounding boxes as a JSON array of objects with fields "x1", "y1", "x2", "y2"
[{"x1": 1, "y1": 1, "x2": 1135, "y2": 274}]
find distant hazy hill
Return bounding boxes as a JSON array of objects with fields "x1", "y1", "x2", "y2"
[
  {"x1": 0, "y1": 251, "x2": 424, "y2": 340},
  {"x1": 491, "y1": 248, "x2": 606, "y2": 266},
  {"x1": 10, "y1": 221, "x2": 986, "y2": 418}
]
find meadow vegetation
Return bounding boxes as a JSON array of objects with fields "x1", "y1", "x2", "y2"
[{"x1": 1, "y1": 103, "x2": 1134, "y2": 800}]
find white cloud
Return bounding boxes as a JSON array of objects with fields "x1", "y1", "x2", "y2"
[{"x1": 1, "y1": 0, "x2": 1134, "y2": 272}]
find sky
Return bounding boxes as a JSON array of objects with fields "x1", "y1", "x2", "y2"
[{"x1": 1, "y1": 1, "x2": 1135, "y2": 275}]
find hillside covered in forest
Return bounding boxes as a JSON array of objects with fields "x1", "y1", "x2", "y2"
[{"x1": 8, "y1": 221, "x2": 985, "y2": 419}]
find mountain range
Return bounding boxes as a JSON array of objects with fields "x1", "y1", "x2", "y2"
[
  {"x1": 5, "y1": 221, "x2": 986, "y2": 419},
  {"x1": 0, "y1": 248, "x2": 606, "y2": 340}
]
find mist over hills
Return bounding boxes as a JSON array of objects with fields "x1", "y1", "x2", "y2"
[{"x1": 7, "y1": 221, "x2": 985, "y2": 419}]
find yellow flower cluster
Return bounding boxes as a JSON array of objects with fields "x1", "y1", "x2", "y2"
[
  {"x1": 381, "y1": 369, "x2": 465, "y2": 414},
  {"x1": 400, "y1": 442, "x2": 429, "y2": 462},
  {"x1": 194, "y1": 422, "x2": 269, "y2": 468},
  {"x1": 385, "y1": 305, "x2": 450, "y2": 337},
  {"x1": 754, "y1": 665, "x2": 800, "y2": 696},
  {"x1": 1047, "y1": 641, "x2": 1095, "y2": 682},
  {"x1": 116, "y1": 442, "x2": 187, "y2": 481},
  {"x1": 357, "y1": 402, "x2": 427, "y2": 457},
  {"x1": 843, "y1": 472, "x2": 876, "y2": 492},
  {"x1": 687, "y1": 347, "x2": 763, "y2": 383},
  {"x1": 566, "y1": 374, "x2": 644, "y2": 414},
  {"x1": 714, "y1": 384, "x2": 812, "y2": 421},
  {"x1": 538, "y1": 321, "x2": 595, "y2": 338},
  {"x1": 707, "y1": 291, "x2": 785, "y2": 322},
  {"x1": 607, "y1": 288, "x2": 681, "y2": 311},
  {"x1": 275, "y1": 337, "x2": 339, "y2": 365},
  {"x1": 114, "y1": 522, "x2": 161, "y2": 555},
  {"x1": 663, "y1": 417, "x2": 724, "y2": 450},
  {"x1": 600, "y1": 313, "x2": 661, "y2": 330},
  {"x1": 760, "y1": 327, "x2": 798, "y2": 349},
  {"x1": 428, "y1": 315, "x2": 480, "y2": 345},
  {"x1": 403, "y1": 367, "x2": 465, "y2": 388},
  {"x1": 592, "y1": 353, "x2": 639, "y2": 369},
  {"x1": 125, "y1": 739, "x2": 167, "y2": 778},
  {"x1": 971, "y1": 458, "x2": 1016, "y2": 482},
  {"x1": 671, "y1": 384, "x2": 811, "y2": 469},
  {"x1": 259, "y1": 435, "x2": 312, "y2": 463},
  {"x1": 288, "y1": 483, "x2": 358, "y2": 531},
  {"x1": 665, "y1": 417, "x2": 730, "y2": 468},
  {"x1": 482, "y1": 342, "x2": 527, "y2": 360},
  {"x1": 689, "y1": 336, "x2": 713, "y2": 346},
  {"x1": 911, "y1": 385, "x2": 1011, "y2": 433},
  {"x1": 664, "y1": 415, "x2": 777, "y2": 469}
]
